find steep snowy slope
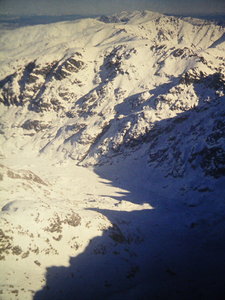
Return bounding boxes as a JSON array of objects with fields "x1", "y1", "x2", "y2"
[
  {"x1": 0, "y1": 11, "x2": 224, "y2": 167},
  {"x1": 0, "y1": 10, "x2": 225, "y2": 300}
]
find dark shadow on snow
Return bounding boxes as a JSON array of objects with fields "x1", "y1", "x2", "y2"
[{"x1": 34, "y1": 75, "x2": 225, "y2": 299}]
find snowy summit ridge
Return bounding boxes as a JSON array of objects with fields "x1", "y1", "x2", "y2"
[
  {"x1": 98, "y1": 10, "x2": 163, "y2": 23},
  {"x1": 0, "y1": 10, "x2": 225, "y2": 300},
  {"x1": 0, "y1": 10, "x2": 224, "y2": 171}
]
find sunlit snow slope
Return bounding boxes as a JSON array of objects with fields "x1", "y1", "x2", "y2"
[{"x1": 0, "y1": 10, "x2": 225, "y2": 300}]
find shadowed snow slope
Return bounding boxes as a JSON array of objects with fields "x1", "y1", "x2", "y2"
[{"x1": 0, "y1": 10, "x2": 225, "y2": 299}]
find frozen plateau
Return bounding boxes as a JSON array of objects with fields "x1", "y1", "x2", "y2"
[{"x1": 0, "y1": 10, "x2": 225, "y2": 299}]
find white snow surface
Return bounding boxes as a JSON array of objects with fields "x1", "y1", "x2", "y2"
[{"x1": 0, "y1": 10, "x2": 225, "y2": 299}]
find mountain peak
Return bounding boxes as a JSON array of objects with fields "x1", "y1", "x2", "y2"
[{"x1": 99, "y1": 10, "x2": 163, "y2": 24}]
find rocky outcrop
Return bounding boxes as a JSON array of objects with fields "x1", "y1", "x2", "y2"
[
  {"x1": 0, "y1": 164, "x2": 48, "y2": 186},
  {"x1": 0, "y1": 53, "x2": 85, "y2": 112}
]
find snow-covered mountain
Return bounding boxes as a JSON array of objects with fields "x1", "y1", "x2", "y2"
[{"x1": 0, "y1": 10, "x2": 225, "y2": 299}]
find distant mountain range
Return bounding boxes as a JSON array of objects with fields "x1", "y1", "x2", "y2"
[{"x1": 0, "y1": 11, "x2": 224, "y2": 27}]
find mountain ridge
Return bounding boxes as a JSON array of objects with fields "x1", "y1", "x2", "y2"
[{"x1": 0, "y1": 11, "x2": 224, "y2": 169}]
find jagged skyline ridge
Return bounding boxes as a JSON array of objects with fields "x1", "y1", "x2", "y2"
[{"x1": 0, "y1": 0, "x2": 225, "y2": 16}]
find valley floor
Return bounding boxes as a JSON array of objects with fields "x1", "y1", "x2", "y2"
[{"x1": 1, "y1": 153, "x2": 225, "y2": 299}]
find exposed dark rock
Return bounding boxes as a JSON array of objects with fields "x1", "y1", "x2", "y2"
[
  {"x1": 200, "y1": 147, "x2": 225, "y2": 178},
  {"x1": 0, "y1": 73, "x2": 21, "y2": 106},
  {"x1": 180, "y1": 68, "x2": 206, "y2": 85},
  {"x1": 34, "y1": 61, "x2": 58, "y2": 79},
  {"x1": 63, "y1": 212, "x2": 81, "y2": 227},
  {"x1": 21, "y1": 119, "x2": 49, "y2": 132},
  {"x1": 172, "y1": 47, "x2": 193, "y2": 58},
  {"x1": 1, "y1": 164, "x2": 48, "y2": 186},
  {"x1": 0, "y1": 73, "x2": 17, "y2": 89},
  {"x1": 181, "y1": 70, "x2": 225, "y2": 91},
  {"x1": 54, "y1": 58, "x2": 85, "y2": 80}
]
